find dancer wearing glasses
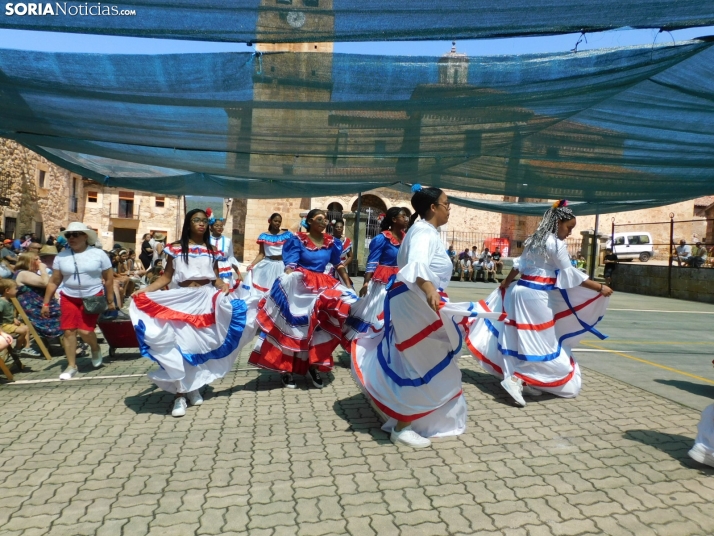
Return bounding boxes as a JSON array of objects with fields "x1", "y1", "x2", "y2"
[
  {"x1": 247, "y1": 213, "x2": 293, "y2": 297},
  {"x1": 466, "y1": 200, "x2": 613, "y2": 407},
  {"x1": 130, "y1": 209, "x2": 257, "y2": 417},
  {"x1": 249, "y1": 208, "x2": 357, "y2": 389},
  {"x1": 351, "y1": 186, "x2": 502, "y2": 448}
]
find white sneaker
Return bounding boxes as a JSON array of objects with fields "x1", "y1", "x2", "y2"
[
  {"x1": 171, "y1": 397, "x2": 187, "y2": 417},
  {"x1": 59, "y1": 366, "x2": 78, "y2": 380},
  {"x1": 90, "y1": 349, "x2": 103, "y2": 368},
  {"x1": 390, "y1": 426, "x2": 431, "y2": 448},
  {"x1": 186, "y1": 389, "x2": 203, "y2": 406},
  {"x1": 522, "y1": 384, "x2": 543, "y2": 397},
  {"x1": 501, "y1": 376, "x2": 526, "y2": 407},
  {"x1": 688, "y1": 443, "x2": 714, "y2": 468}
]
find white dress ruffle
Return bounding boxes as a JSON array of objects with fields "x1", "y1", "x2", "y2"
[
  {"x1": 250, "y1": 257, "x2": 285, "y2": 296},
  {"x1": 352, "y1": 220, "x2": 503, "y2": 438},
  {"x1": 130, "y1": 284, "x2": 258, "y2": 394},
  {"x1": 466, "y1": 235, "x2": 609, "y2": 397}
]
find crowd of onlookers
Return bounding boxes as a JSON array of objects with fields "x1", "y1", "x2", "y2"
[
  {"x1": 0, "y1": 225, "x2": 169, "y2": 376},
  {"x1": 446, "y1": 244, "x2": 504, "y2": 282}
]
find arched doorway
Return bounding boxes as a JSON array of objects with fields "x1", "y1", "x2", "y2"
[
  {"x1": 351, "y1": 194, "x2": 387, "y2": 239},
  {"x1": 326, "y1": 202, "x2": 344, "y2": 234}
]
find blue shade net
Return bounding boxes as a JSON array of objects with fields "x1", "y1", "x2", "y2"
[
  {"x1": 1, "y1": 39, "x2": 714, "y2": 214},
  {"x1": 0, "y1": 0, "x2": 713, "y2": 43}
]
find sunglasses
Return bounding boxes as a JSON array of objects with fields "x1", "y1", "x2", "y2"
[{"x1": 65, "y1": 232, "x2": 86, "y2": 239}]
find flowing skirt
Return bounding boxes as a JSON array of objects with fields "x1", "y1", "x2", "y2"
[
  {"x1": 249, "y1": 268, "x2": 358, "y2": 375},
  {"x1": 250, "y1": 257, "x2": 285, "y2": 297},
  {"x1": 16, "y1": 286, "x2": 62, "y2": 339},
  {"x1": 344, "y1": 266, "x2": 399, "y2": 341},
  {"x1": 351, "y1": 281, "x2": 503, "y2": 438},
  {"x1": 130, "y1": 285, "x2": 258, "y2": 394},
  {"x1": 690, "y1": 403, "x2": 714, "y2": 466},
  {"x1": 466, "y1": 284, "x2": 609, "y2": 397}
]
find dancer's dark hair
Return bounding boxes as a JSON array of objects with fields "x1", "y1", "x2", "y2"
[
  {"x1": 304, "y1": 209, "x2": 326, "y2": 231},
  {"x1": 178, "y1": 209, "x2": 214, "y2": 263},
  {"x1": 381, "y1": 207, "x2": 406, "y2": 232},
  {"x1": 523, "y1": 200, "x2": 575, "y2": 256},
  {"x1": 408, "y1": 185, "x2": 444, "y2": 228},
  {"x1": 268, "y1": 213, "x2": 281, "y2": 230}
]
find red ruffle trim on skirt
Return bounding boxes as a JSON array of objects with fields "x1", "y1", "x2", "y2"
[
  {"x1": 371, "y1": 265, "x2": 399, "y2": 284},
  {"x1": 297, "y1": 267, "x2": 340, "y2": 292}
]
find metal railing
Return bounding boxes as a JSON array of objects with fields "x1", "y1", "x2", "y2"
[{"x1": 611, "y1": 214, "x2": 714, "y2": 296}]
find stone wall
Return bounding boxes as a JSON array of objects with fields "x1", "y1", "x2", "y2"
[
  {"x1": 0, "y1": 138, "x2": 84, "y2": 239},
  {"x1": 241, "y1": 198, "x2": 310, "y2": 263},
  {"x1": 611, "y1": 263, "x2": 714, "y2": 304}
]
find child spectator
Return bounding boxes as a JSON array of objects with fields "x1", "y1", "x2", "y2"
[
  {"x1": 0, "y1": 279, "x2": 40, "y2": 358},
  {"x1": 483, "y1": 255, "x2": 496, "y2": 282},
  {"x1": 492, "y1": 247, "x2": 503, "y2": 274},
  {"x1": 603, "y1": 248, "x2": 618, "y2": 285}
]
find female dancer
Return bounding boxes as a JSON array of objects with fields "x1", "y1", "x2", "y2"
[
  {"x1": 249, "y1": 209, "x2": 357, "y2": 389},
  {"x1": 247, "y1": 213, "x2": 292, "y2": 296},
  {"x1": 466, "y1": 200, "x2": 613, "y2": 407},
  {"x1": 345, "y1": 207, "x2": 408, "y2": 340},
  {"x1": 130, "y1": 209, "x2": 257, "y2": 417},
  {"x1": 351, "y1": 186, "x2": 501, "y2": 448},
  {"x1": 689, "y1": 361, "x2": 714, "y2": 468},
  {"x1": 208, "y1": 208, "x2": 242, "y2": 288},
  {"x1": 330, "y1": 219, "x2": 353, "y2": 273}
]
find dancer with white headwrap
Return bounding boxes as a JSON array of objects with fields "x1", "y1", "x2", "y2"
[{"x1": 465, "y1": 200, "x2": 613, "y2": 407}]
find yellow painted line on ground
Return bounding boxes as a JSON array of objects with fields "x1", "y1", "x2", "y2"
[
  {"x1": 608, "y1": 308, "x2": 714, "y2": 314},
  {"x1": 581, "y1": 341, "x2": 714, "y2": 385},
  {"x1": 592, "y1": 341, "x2": 711, "y2": 345}
]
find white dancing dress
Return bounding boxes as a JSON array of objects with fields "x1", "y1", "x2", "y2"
[
  {"x1": 345, "y1": 231, "x2": 401, "y2": 340},
  {"x1": 351, "y1": 220, "x2": 503, "y2": 438},
  {"x1": 466, "y1": 235, "x2": 609, "y2": 397},
  {"x1": 210, "y1": 234, "x2": 240, "y2": 288},
  {"x1": 130, "y1": 244, "x2": 257, "y2": 394},
  {"x1": 689, "y1": 403, "x2": 714, "y2": 467},
  {"x1": 325, "y1": 237, "x2": 352, "y2": 279},
  {"x1": 249, "y1": 233, "x2": 358, "y2": 375},
  {"x1": 250, "y1": 230, "x2": 292, "y2": 297}
]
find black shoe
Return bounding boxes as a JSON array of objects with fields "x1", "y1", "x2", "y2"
[
  {"x1": 281, "y1": 373, "x2": 296, "y2": 389},
  {"x1": 308, "y1": 368, "x2": 324, "y2": 389}
]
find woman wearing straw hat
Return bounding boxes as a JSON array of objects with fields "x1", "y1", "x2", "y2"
[
  {"x1": 465, "y1": 200, "x2": 613, "y2": 407},
  {"x1": 42, "y1": 222, "x2": 116, "y2": 380}
]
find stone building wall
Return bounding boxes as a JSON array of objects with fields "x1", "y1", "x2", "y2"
[
  {"x1": 241, "y1": 198, "x2": 310, "y2": 263},
  {"x1": 81, "y1": 183, "x2": 183, "y2": 251},
  {"x1": 611, "y1": 263, "x2": 714, "y2": 304},
  {"x1": 0, "y1": 138, "x2": 85, "y2": 239}
]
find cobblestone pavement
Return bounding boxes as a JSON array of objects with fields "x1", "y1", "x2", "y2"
[{"x1": 1, "y1": 342, "x2": 713, "y2": 536}]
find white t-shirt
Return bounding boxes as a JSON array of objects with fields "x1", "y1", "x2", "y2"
[{"x1": 53, "y1": 247, "x2": 112, "y2": 298}]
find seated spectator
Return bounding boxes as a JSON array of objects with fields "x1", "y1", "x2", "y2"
[
  {"x1": 576, "y1": 253, "x2": 587, "y2": 272},
  {"x1": 471, "y1": 246, "x2": 479, "y2": 261},
  {"x1": 126, "y1": 249, "x2": 136, "y2": 272},
  {"x1": 39, "y1": 245, "x2": 58, "y2": 275},
  {"x1": 686, "y1": 242, "x2": 707, "y2": 268},
  {"x1": 603, "y1": 248, "x2": 618, "y2": 285},
  {"x1": 672, "y1": 239, "x2": 691, "y2": 267},
  {"x1": 491, "y1": 247, "x2": 503, "y2": 274},
  {"x1": 459, "y1": 255, "x2": 473, "y2": 282},
  {"x1": 27, "y1": 240, "x2": 42, "y2": 256},
  {"x1": 446, "y1": 244, "x2": 457, "y2": 273},
  {"x1": 482, "y1": 255, "x2": 496, "y2": 282},
  {"x1": 0, "y1": 278, "x2": 40, "y2": 357},
  {"x1": 1, "y1": 239, "x2": 17, "y2": 266},
  {"x1": 11, "y1": 251, "x2": 81, "y2": 354}
]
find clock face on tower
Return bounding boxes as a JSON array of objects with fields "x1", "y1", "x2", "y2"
[{"x1": 286, "y1": 11, "x2": 306, "y2": 28}]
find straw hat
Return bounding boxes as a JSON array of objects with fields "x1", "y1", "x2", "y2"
[
  {"x1": 153, "y1": 232, "x2": 166, "y2": 241},
  {"x1": 59, "y1": 222, "x2": 98, "y2": 246},
  {"x1": 39, "y1": 244, "x2": 58, "y2": 256}
]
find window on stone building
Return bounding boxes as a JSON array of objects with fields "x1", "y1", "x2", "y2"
[
  {"x1": 37, "y1": 169, "x2": 46, "y2": 189},
  {"x1": 118, "y1": 191, "x2": 135, "y2": 218},
  {"x1": 87, "y1": 191, "x2": 98, "y2": 203},
  {"x1": 155, "y1": 196, "x2": 165, "y2": 208},
  {"x1": 69, "y1": 176, "x2": 78, "y2": 213},
  {"x1": 464, "y1": 130, "x2": 482, "y2": 157}
]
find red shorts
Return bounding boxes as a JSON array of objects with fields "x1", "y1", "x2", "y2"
[{"x1": 59, "y1": 292, "x2": 103, "y2": 331}]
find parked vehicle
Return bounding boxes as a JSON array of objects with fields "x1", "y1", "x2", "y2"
[{"x1": 605, "y1": 232, "x2": 654, "y2": 262}]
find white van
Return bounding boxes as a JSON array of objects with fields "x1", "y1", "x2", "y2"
[{"x1": 605, "y1": 232, "x2": 655, "y2": 262}]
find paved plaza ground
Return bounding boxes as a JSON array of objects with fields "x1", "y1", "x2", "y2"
[{"x1": 1, "y1": 285, "x2": 713, "y2": 535}]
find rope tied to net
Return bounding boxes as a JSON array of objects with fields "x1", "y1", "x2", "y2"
[
  {"x1": 572, "y1": 30, "x2": 587, "y2": 53},
  {"x1": 248, "y1": 51, "x2": 263, "y2": 75}
]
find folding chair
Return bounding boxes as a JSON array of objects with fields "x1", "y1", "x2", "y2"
[
  {"x1": 0, "y1": 349, "x2": 14, "y2": 381},
  {"x1": 10, "y1": 297, "x2": 52, "y2": 360}
]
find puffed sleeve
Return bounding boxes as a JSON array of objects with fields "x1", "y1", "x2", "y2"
[
  {"x1": 511, "y1": 256, "x2": 521, "y2": 271},
  {"x1": 365, "y1": 234, "x2": 385, "y2": 274},
  {"x1": 550, "y1": 237, "x2": 588, "y2": 289},
  {"x1": 397, "y1": 224, "x2": 441, "y2": 289},
  {"x1": 330, "y1": 239, "x2": 344, "y2": 267},
  {"x1": 282, "y1": 236, "x2": 301, "y2": 270}
]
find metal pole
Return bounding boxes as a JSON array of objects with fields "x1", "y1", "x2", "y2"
[
  {"x1": 668, "y1": 212, "x2": 674, "y2": 297},
  {"x1": 352, "y1": 192, "x2": 362, "y2": 276},
  {"x1": 588, "y1": 212, "x2": 599, "y2": 280}
]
